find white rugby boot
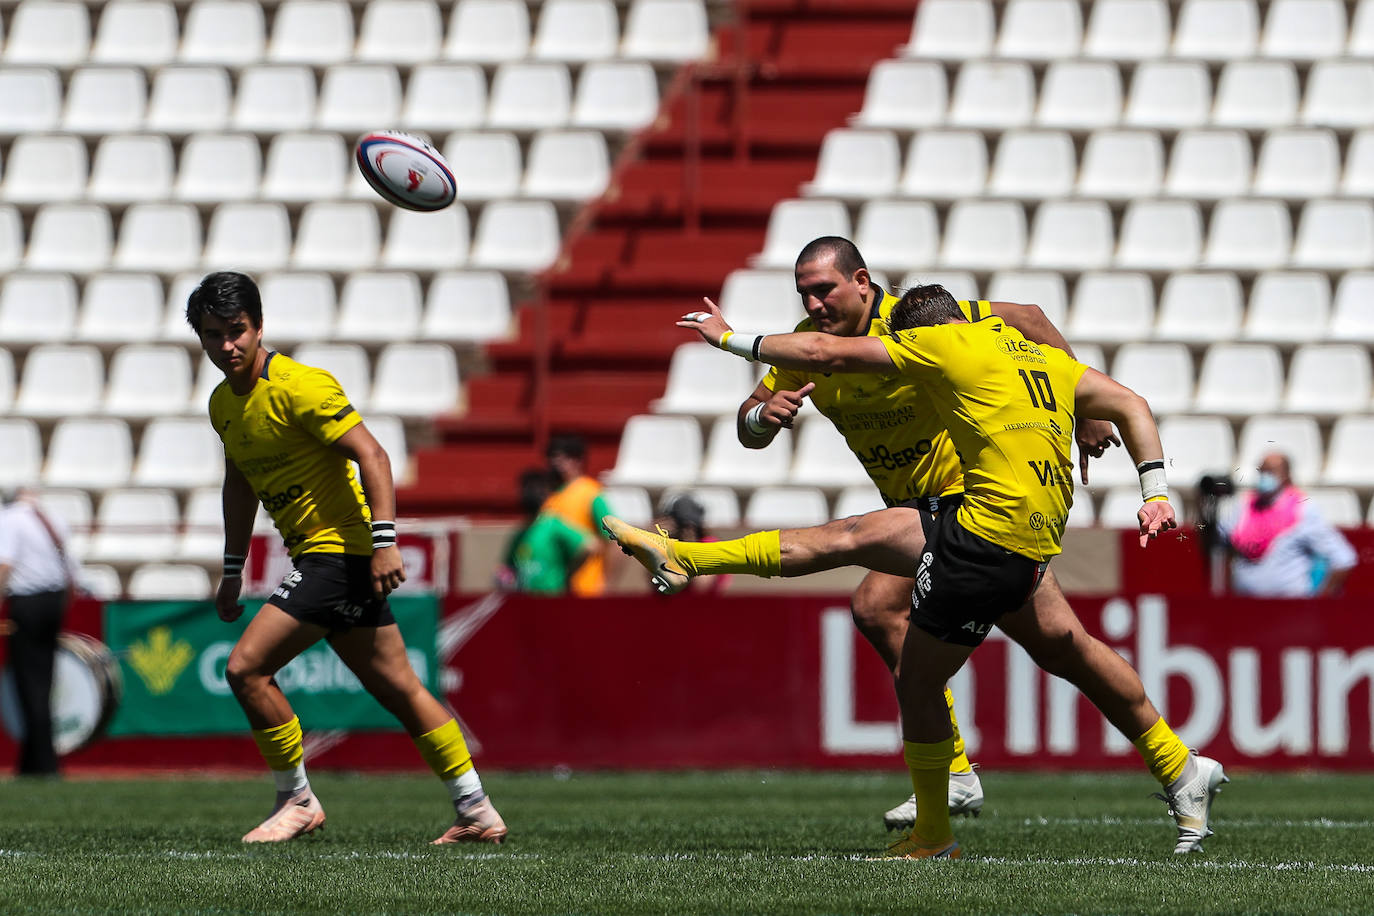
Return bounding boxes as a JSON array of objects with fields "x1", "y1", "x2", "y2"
[
  {"x1": 883, "y1": 769, "x2": 984, "y2": 831},
  {"x1": 242, "y1": 789, "x2": 326, "y2": 843},
  {"x1": 1155, "y1": 752, "x2": 1228, "y2": 854},
  {"x1": 432, "y1": 795, "x2": 508, "y2": 845}
]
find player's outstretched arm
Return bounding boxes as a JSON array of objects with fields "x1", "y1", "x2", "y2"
[
  {"x1": 679, "y1": 297, "x2": 892, "y2": 374},
  {"x1": 217, "y1": 459, "x2": 257, "y2": 622},
  {"x1": 736, "y1": 379, "x2": 816, "y2": 447},
  {"x1": 1073, "y1": 368, "x2": 1176, "y2": 548},
  {"x1": 331, "y1": 424, "x2": 406, "y2": 597}
]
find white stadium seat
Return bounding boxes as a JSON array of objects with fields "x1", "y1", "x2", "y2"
[
  {"x1": 1344, "y1": 130, "x2": 1374, "y2": 198},
  {"x1": 996, "y1": 0, "x2": 1081, "y2": 60},
  {"x1": 948, "y1": 61, "x2": 1034, "y2": 131},
  {"x1": 78, "y1": 274, "x2": 164, "y2": 344},
  {"x1": 532, "y1": 0, "x2": 618, "y2": 63},
  {"x1": 700, "y1": 416, "x2": 792, "y2": 488},
  {"x1": 371, "y1": 343, "x2": 460, "y2": 418},
  {"x1": 834, "y1": 485, "x2": 885, "y2": 520},
  {"x1": 488, "y1": 62, "x2": 571, "y2": 131},
  {"x1": 147, "y1": 67, "x2": 232, "y2": 134},
  {"x1": 4, "y1": 1, "x2": 90, "y2": 67},
  {"x1": 128, "y1": 565, "x2": 212, "y2": 600},
  {"x1": 939, "y1": 200, "x2": 1026, "y2": 271},
  {"x1": 37, "y1": 488, "x2": 92, "y2": 557},
  {"x1": 661, "y1": 486, "x2": 739, "y2": 528},
  {"x1": 1157, "y1": 415, "x2": 1235, "y2": 487},
  {"x1": 854, "y1": 200, "x2": 938, "y2": 275},
  {"x1": 1302, "y1": 61, "x2": 1374, "y2": 130},
  {"x1": 1115, "y1": 200, "x2": 1202, "y2": 271},
  {"x1": 92, "y1": 0, "x2": 178, "y2": 66},
  {"x1": 1202, "y1": 199, "x2": 1291, "y2": 272},
  {"x1": 621, "y1": 0, "x2": 709, "y2": 63},
  {"x1": 204, "y1": 202, "x2": 291, "y2": 272},
  {"x1": 1098, "y1": 487, "x2": 1156, "y2": 528},
  {"x1": 0, "y1": 68, "x2": 61, "y2": 135},
  {"x1": 804, "y1": 129, "x2": 901, "y2": 201},
  {"x1": 599, "y1": 486, "x2": 653, "y2": 528},
  {"x1": 233, "y1": 66, "x2": 317, "y2": 133},
  {"x1": 176, "y1": 133, "x2": 262, "y2": 203},
  {"x1": 291, "y1": 343, "x2": 371, "y2": 408},
  {"x1": 604, "y1": 414, "x2": 703, "y2": 488},
  {"x1": 1166, "y1": 130, "x2": 1251, "y2": 201},
  {"x1": 445, "y1": 0, "x2": 530, "y2": 63},
  {"x1": 1083, "y1": 0, "x2": 1171, "y2": 61},
  {"x1": 366, "y1": 415, "x2": 409, "y2": 483},
  {"x1": 790, "y1": 419, "x2": 871, "y2": 489},
  {"x1": 854, "y1": 60, "x2": 947, "y2": 131},
  {"x1": 402, "y1": 65, "x2": 486, "y2": 132},
  {"x1": 43, "y1": 418, "x2": 133, "y2": 490},
  {"x1": 1255, "y1": 130, "x2": 1340, "y2": 201},
  {"x1": 0, "y1": 206, "x2": 19, "y2": 273},
  {"x1": 261, "y1": 132, "x2": 347, "y2": 202},
  {"x1": 77, "y1": 565, "x2": 121, "y2": 600},
  {"x1": 88, "y1": 490, "x2": 180, "y2": 565},
  {"x1": 26, "y1": 203, "x2": 112, "y2": 274},
  {"x1": 1123, "y1": 61, "x2": 1211, "y2": 131},
  {"x1": 718, "y1": 270, "x2": 799, "y2": 332},
  {"x1": 132, "y1": 416, "x2": 225, "y2": 488},
  {"x1": 1305, "y1": 489, "x2": 1361, "y2": 529},
  {"x1": 1, "y1": 133, "x2": 85, "y2": 204},
  {"x1": 0, "y1": 348, "x2": 12, "y2": 417},
  {"x1": 0, "y1": 273, "x2": 76, "y2": 344},
  {"x1": 292, "y1": 202, "x2": 380, "y2": 272},
  {"x1": 1325, "y1": 416, "x2": 1374, "y2": 489},
  {"x1": 335, "y1": 272, "x2": 423, "y2": 343},
  {"x1": 1193, "y1": 343, "x2": 1283, "y2": 416},
  {"x1": 442, "y1": 132, "x2": 522, "y2": 201},
  {"x1": 258, "y1": 272, "x2": 336, "y2": 348},
  {"x1": 1025, "y1": 200, "x2": 1113, "y2": 271},
  {"x1": 1261, "y1": 0, "x2": 1346, "y2": 60},
  {"x1": 572, "y1": 61, "x2": 658, "y2": 132},
  {"x1": 523, "y1": 130, "x2": 610, "y2": 202},
  {"x1": 469, "y1": 200, "x2": 560, "y2": 273},
  {"x1": 114, "y1": 203, "x2": 203, "y2": 273},
  {"x1": 1292, "y1": 200, "x2": 1374, "y2": 270},
  {"x1": 268, "y1": 0, "x2": 354, "y2": 65},
  {"x1": 316, "y1": 64, "x2": 402, "y2": 132},
  {"x1": 1237, "y1": 415, "x2": 1323, "y2": 487},
  {"x1": 1077, "y1": 130, "x2": 1163, "y2": 200},
  {"x1": 1353, "y1": 0, "x2": 1374, "y2": 56},
  {"x1": 899, "y1": 130, "x2": 986, "y2": 200},
  {"x1": 382, "y1": 206, "x2": 470, "y2": 271},
  {"x1": 1173, "y1": 0, "x2": 1259, "y2": 61},
  {"x1": 652, "y1": 342, "x2": 756, "y2": 418},
  {"x1": 986, "y1": 271, "x2": 1067, "y2": 327},
  {"x1": 744, "y1": 487, "x2": 828, "y2": 529},
  {"x1": 0, "y1": 419, "x2": 41, "y2": 489},
  {"x1": 1110, "y1": 343, "x2": 1194, "y2": 415},
  {"x1": 905, "y1": 272, "x2": 977, "y2": 303},
  {"x1": 754, "y1": 199, "x2": 850, "y2": 270},
  {"x1": 104, "y1": 345, "x2": 193, "y2": 418},
  {"x1": 1212, "y1": 61, "x2": 1299, "y2": 130},
  {"x1": 904, "y1": 0, "x2": 994, "y2": 60},
  {"x1": 1036, "y1": 61, "x2": 1122, "y2": 130},
  {"x1": 422, "y1": 271, "x2": 513, "y2": 343},
  {"x1": 1284, "y1": 344, "x2": 1371, "y2": 417},
  {"x1": 989, "y1": 131, "x2": 1075, "y2": 200},
  {"x1": 1330, "y1": 273, "x2": 1374, "y2": 342},
  {"x1": 62, "y1": 66, "x2": 146, "y2": 134},
  {"x1": 1067, "y1": 272, "x2": 1154, "y2": 344},
  {"x1": 1243, "y1": 272, "x2": 1329, "y2": 343},
  {"x1": 357, "y1": 0, "x2": 443, "y2": 64},
  {"x1": 180, "y1": 0, "x2": 266, "y2": 66}
]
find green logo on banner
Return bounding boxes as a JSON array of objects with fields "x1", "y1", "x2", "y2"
[{"x1": 104, "y1": 596, "x2": 439, "y2": 736}]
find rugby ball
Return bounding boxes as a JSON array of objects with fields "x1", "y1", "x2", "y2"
[{"x1": 355, "y1": 131, "x2": 457, "y2": 212}]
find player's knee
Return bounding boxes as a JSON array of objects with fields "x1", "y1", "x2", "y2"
[{"x1": 224, "y1": 654, "x2": 265, "y2": 696}]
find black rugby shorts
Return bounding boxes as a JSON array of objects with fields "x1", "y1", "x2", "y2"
[{"x1": 268, "y1": 553, "x2": 395, "y2": 632}]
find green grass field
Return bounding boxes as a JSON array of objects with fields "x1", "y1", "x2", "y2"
[{"x1": 2, "y1": 769, "x2": 1372, "y2": 915}]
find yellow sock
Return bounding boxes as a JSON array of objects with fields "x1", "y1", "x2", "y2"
[
  {"x1": 674, "y1": 530, "x2": 781, "y2": 578},
  {"x1": 903, "y1": 737, "x2": 957, "y2": 845},
  {"x1": 1132, "y1": 717, "x2": 1191, "y2": 786},
  {"x1": 251, "y1": 716, "x2": 304, "y2": 771},
  {"x1": 413, "y1": 719, "x2": 475, "y2": 781},
  {"x1": 945, "y1": 687, "x2": 972, "y2": 773}
]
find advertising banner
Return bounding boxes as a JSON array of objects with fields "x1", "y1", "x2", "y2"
[{"x1": 102, "y1": 596, "x2": 439, "y2": 736}]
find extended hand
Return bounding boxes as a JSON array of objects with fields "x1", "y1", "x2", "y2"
[
  {"x1": 215, "y1": 577, "x2": 245, "y2": 623},
  {"x1": 1137, "y1": 500, "x2": 1177, "y2": 549},
  {"x1": 372, "y1": 545, "x2": 406, "y2": 598},
  {"x1": 676, "y1": 297, "x2": 732, "y2": 347},
  {"x1": 760, "y1": 383, "x2": 816, "y2": 430},
  {"x1": 1076, "y1": 418, "x2": 1122, "y2": 485}
]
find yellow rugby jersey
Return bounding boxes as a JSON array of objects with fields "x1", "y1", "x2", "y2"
[
  {"x1": 762, "y1": 288, "x2": 996, "y2": 504},
  {"x1": 880, "y1": 318, "x2": 1088, "y2": 561},
  {"x1": 208, "y1": 352, "x2": 372, "y2": 558}
]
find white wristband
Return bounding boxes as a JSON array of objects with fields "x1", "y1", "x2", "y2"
[
  {"x1": 1137, "y1": 460, "x2": 1169, "y2": 502},
  {"x1": 744, "y1": 402, "x2": 769, "y2": 436},
  {"x1": 720, "y1": 331, "x2": 764, "y2": 362}
]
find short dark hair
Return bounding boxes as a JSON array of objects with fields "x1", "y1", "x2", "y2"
[
  {"x1": 889, "y1": 285, "x2": 962, "y2": 333},
  {"x1": 546, "y1": 434, "x2": 586, "y2": 462},
  {"x1": 518, "y1": 468, "x2": 554, "y2": 515},
  {"x1": 185, "y1": 271, "x2": 263, "y2": 333},
  {"x1": 796, "y1": 236, "x2": 867, "y2": 278}
]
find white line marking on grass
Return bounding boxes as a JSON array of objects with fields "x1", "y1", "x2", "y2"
[
  {"x1": 1016, "y1": 816, "x2": 1374, "y2": 830},
  {"x1": 971, "y1": 855, "x2": 1374, "y2": 874}
]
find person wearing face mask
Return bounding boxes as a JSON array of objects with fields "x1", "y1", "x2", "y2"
[{"x1": 1218, "y1": 451, "x2": 1357, "y2": 598}]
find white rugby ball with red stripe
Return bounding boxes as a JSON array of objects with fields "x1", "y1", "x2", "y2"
[{"x1": 355, "y1": 131, "x2": 457, "y2": 212}]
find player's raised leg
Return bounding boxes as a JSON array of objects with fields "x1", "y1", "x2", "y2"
[
  {"x1": 328, "y1": 623, "x2": 506, "y2": 845},
  {"x1": 224, "y1": 605, "x2": 330, "y2": 843}
]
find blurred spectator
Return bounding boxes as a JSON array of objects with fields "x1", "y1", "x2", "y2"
[
  {"x1": 497, "y1": 469, "x2": 593, "y2": 596},
  {"x1": 0, "y1": 487, "x2": 80, "y2": 776},
  {"x1": 542, "y1": 435, "x2": 613, "y2": 597},
  {"x1": 654, "y1": 493, "x2": 729, "y2": 596},
  {"x1": 1217, "y1": 452, "x2": 1357, "y2": 598}
]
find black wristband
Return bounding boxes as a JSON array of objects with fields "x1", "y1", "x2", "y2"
[
  {"x1": 223, "y1": 553, "x2": 245, "y2": 577},
  {"x1": 371, "y1": 520, "x2": 397, "y2": 550},
  {"x1": 752, "y1": 335, "x2": 765, "y2": 361}
]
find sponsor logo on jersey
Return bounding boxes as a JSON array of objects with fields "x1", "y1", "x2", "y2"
[
  {"x1": 1027, "y1": 458, "x2": 1073, "y2": 488},
  {"x1": 996, "y1": 334, "x2": 1048, "y2": 364},
  {"x1": 856, "y1": 440, "x2": 934, "y2": 471},
  {"x1": 260, "y1": 483, "x2": 305, "y2": 513}
]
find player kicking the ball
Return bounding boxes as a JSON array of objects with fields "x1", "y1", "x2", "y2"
[
  {"x1": 605, "y1": 285, "x2": 1227, "y2": 858},
  {"x1": 188, "y1": 271, "x2": 505, "y2": 846}
]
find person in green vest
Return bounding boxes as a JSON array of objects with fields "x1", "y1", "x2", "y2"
[{"x1": 498, "y1": 469, "x2": 595, "y2": 595}]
